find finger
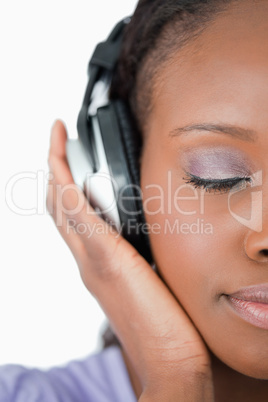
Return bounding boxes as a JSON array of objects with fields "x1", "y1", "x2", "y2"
[
  {"x1": 46, "y1": 120, "x2": 116, "y2": 267},
  {"x1": 46, "y1": 172, "x2": 86, "y2": 263},
  {"x1": 46, "y1": 120, "x2": 85, "y2": 259},
  {"x1": 49, "y1": 120, "x2": 68, "y2": 160},
  {"x1": 48, "y1": 119, "x2": 74, "y2": 185}
]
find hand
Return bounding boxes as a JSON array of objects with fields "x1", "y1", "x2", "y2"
[{"x1": 46, "y1": 120, "x2": 214, "y2": 401}]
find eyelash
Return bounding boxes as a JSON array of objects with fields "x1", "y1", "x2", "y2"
[{"x1": 182, "y1": 172, "x2": 253, "y2": 194}]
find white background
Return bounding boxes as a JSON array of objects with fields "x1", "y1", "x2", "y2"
[{"x1": 0, "y1": 0, "x2": 138, "y2": 368}]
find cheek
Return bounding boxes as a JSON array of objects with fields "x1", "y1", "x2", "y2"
[{"x1": 140, "y1": 136, "x2": 239, "y2": 326}]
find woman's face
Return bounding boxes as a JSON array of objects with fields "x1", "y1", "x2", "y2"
[{"x1": 140, "y1": 0, "x2": 268, "y2": 379}]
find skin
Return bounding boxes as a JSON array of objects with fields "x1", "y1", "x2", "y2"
[
  {"x1": 47, "y1": 0, "x2": 268, "y2": 400},
  {"x1": 134, "y1": 0, "x2": 268, "y2": 398}
]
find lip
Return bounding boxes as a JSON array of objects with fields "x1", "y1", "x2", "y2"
[
  {"x1": 224, "y1": 284, "x2": 268, "y2": 330},
  {"x1": 228, "y1": 284, "x2": 268, "y2": 303}
]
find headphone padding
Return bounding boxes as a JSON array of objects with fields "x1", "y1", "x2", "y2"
[{"x1": 112, "y1": 99, "x2": 142, "y2": 189}]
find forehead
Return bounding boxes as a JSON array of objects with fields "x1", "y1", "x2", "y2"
[{"x1": 150, "y1": 1, "x2": 268, "y2": 138}]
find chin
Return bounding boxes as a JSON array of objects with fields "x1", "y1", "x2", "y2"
[
  {"x1": 236, "y1": 364, "x2": 268, "y2": 380},
  {"x1": 220, "y1": 354, "x2": 268, "y2": 380}
]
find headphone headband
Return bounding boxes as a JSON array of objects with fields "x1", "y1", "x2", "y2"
[
  {"x1": 77, "y1": 17, "x2": 130, "y2": 169},
  {"x1": 89, "y1": 17, "x2": 131, "y2": 73}
]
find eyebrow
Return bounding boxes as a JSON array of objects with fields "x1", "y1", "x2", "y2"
[{"x1": 169, "y1": 123, "x2": 257, "y2": 142}]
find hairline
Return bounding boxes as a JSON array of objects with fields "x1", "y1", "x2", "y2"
[{"x1": 131, "y1": 1, "x2": 240, "y2": 144}]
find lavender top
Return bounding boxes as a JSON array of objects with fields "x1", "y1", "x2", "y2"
[{"x1": 0, "y1": 345, "x2": 137, "y2": 401}]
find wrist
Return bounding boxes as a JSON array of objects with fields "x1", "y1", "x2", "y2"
[{"x1": 139, "y1": 372, "x2": 214, "y2": 402}]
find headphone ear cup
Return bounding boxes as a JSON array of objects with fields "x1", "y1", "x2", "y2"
[
  {"x1": 95, "y1": 98, "x2": 152, "y2": 263},
  {"x1": 113, "y1": 99, "x2": 141, "y2": 186},
  {"x1": 112, "y1": 99, "x2": 144, "y2": 219},
  {"x1": 112, "y1": 99, "x2": 152, "y2": 263}
]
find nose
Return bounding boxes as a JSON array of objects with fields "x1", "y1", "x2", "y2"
[{"x1": 244, "y1": 210, "x2": 268, "y2": 263}]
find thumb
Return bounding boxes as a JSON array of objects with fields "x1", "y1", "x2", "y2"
[{"x1": 49, "y1": 119, "x2": 68, "y2": 162}]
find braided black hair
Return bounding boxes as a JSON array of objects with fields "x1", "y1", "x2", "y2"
[{"x1": 103, "y1": 0, "x2": 238, "y2": 349}]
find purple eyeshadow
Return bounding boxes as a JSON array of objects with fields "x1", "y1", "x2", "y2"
[{"x1": 181, "y1": 147, "x2": 253, "y2": 179}]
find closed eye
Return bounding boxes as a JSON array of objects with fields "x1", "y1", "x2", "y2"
[{"x1": 182, "y1": 172, "x2": 252, "y2": 194}]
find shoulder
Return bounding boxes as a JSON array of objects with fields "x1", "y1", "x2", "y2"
[{"x1": 0, "y1": 345, "x2": 137, "y2": 402}]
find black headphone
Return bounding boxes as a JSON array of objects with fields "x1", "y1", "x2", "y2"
[{"x1": 66, "y1": 17, "x2": 153, "y2": 264}]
